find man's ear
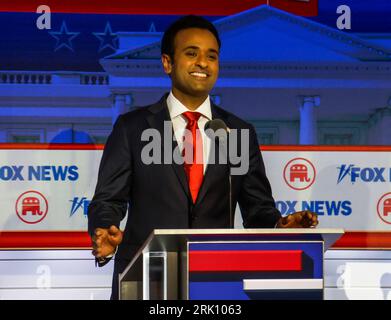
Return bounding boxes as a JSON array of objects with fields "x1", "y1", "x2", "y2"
[{"x1": 161, "y1": 54, "x2": 173, "y2": 75}]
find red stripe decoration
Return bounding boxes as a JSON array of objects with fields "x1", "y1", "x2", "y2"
[
  {"x1": 260, "y1": 145, "x2": 391, "y2": 152},
  {"x1": 0, "y1": 143, "x2": 104, "y2": 150},
  {"x1": 332, "y1": 232, "x2": 391, "y2": 249},
  {"x1": 270, "y1": 0, "x2": 318, "y2": 17},
  {"x1": 0, "y1": 0, "x2": 318, "y2": 16},
  {"x1": 189, "y1": 250, "x2": 303, "y2": 272},
  {"x1": 1, "y1": 143, "x2": 390, "y2": 152},
  {"x1": 0, "y1": 0, "x2": 268, "y2": 16},
  {"x1": 0, "y1": 231, "x2": 92, "y2": 249}
]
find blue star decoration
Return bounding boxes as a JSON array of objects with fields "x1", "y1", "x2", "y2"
[
  {"x1": 49, "y1": 21, "x2": 80, "y2": 52},
  {"x1": 93, "y1": 22, "x2": 118, "y2": 53}
]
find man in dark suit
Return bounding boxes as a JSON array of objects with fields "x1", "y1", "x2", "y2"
[{"x1": 88, "y1": 15, "x2": 318, "y2": 300}]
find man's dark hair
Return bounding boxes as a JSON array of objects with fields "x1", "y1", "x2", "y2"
[{"x1": 161, "y1": 15, "x2": 221, "y2": 59}]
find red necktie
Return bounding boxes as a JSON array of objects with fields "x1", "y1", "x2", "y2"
[{"x1": 182, "y1": 111, "x2": 204, "y2": 203}]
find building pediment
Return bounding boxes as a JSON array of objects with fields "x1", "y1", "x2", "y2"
[{"x1": 102, "y1": 4, "x2": 391, "y2": 69}]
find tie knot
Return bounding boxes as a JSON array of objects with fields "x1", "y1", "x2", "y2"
[{"x1": 182, "y1": 111, "x2": 202, "y2": 124}]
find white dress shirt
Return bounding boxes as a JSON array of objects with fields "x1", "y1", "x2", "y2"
[{"x1": 166, "y1": 91, "x2": 212, "y2": 173}]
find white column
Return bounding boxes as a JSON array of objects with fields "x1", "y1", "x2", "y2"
[
  {"x1": 112, "y1": 94, "x2": 132, "y2": 125},
  {"x1": 299, "y1": 96, "x2": 320, "y2": 145}
]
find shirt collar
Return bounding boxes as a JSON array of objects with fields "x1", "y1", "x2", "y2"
[{"x1": 166, "y1": 91, "x2": 212, "y2": 121}]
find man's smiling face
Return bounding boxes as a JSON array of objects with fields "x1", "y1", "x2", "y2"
[{"x1": 162, "y1": 27, "x2": 220, "y2": 102}]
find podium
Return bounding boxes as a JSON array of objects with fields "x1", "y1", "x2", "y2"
[{"x1": 119, "y1": 228, "x2": 344, "y2": 300}]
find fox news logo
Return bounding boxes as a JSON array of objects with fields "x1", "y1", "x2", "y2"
[
  {"x1": 337, "y1": 165, "x2": 390, "y2": 184},
  {"x1": 69, "y1": 197, "x2": 90, "y2": 217},
  {"x1": 0, "y1": 165, "x2": 79, "y2": 181},
  {"x1": 276, "y1": 200, "x2": 352, "y2": 216}
]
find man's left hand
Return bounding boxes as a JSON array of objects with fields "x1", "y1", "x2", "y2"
[{"x1": 276, "y1": 210, "x2": 318, "y2": 228}]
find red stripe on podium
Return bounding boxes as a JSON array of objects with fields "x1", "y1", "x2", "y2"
[{"x1": 189, "y1": 250, "x2": 302, "y2": 272}]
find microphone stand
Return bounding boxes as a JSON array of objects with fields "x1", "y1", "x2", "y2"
[
  {"x1": 213, "y1": 133, "x2": 233, "y2": 228},
  {"x1": 205, "y1": 119, "x2": 233, "y2": 228},
  {"x1": 225, "y1": 134, "x2": 233, "y2": 229},
  {"x1": 229, "y1": 173, "x2": 233, "y2": 228}
]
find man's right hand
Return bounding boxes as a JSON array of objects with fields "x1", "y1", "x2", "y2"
[{"x1": 91, "y1": 225, "x2": 123, "y2": 259}]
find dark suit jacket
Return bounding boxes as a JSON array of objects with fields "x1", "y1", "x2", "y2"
[{"x1": 87, "y1": 94, "x2": 281, "y2": 299}]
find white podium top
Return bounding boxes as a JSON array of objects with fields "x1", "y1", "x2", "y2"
[{"x1": 144, "y1": 228, "x2": 344, "y2": 253}]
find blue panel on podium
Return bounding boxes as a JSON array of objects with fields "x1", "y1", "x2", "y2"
[{"x1": 189, "y1": 282, "x2": 323, "y2": 300}]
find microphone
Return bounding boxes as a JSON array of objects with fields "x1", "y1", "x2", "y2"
[
  {"x1": 204, "y1": 119, "x2": 233, "y2": 229},
  {"x1": 204, "y1": 119, "x2": 230, "y2": 143},
  {"x1": 205, "y1": 119, "x2": 229, "y2": 135}
]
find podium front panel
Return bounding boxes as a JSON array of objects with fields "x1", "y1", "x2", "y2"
[{"x1": 187, "y1": 241, "x2": 324, "y2": 300}]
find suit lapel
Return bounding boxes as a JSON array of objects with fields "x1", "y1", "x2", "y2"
[{"x1": 146, "y1": 96, "x2": 190, "y2": 200}]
